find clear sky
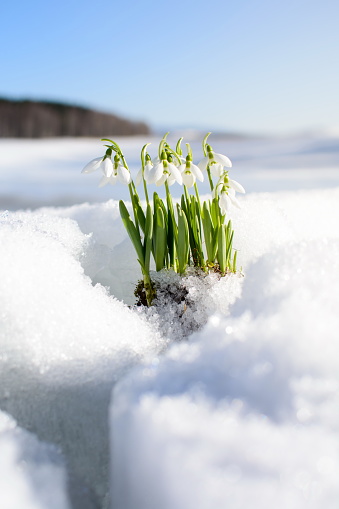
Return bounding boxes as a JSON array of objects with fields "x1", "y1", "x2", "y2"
[{"x1": 1, "y1": 0, "x2": 338, "y2": 134}]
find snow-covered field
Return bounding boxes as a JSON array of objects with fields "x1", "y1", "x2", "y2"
[{"x1": 1, "y1": 134, "x2": 339, "y2": 509}]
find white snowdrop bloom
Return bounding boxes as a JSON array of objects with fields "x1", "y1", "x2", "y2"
[
  {"x1": 143, "y1": 161, "x2": 155, "y2": 183},
  {"x1": 135, "y1": 168, "x2": 143, "y2": 186},
  {"x1": 209, "y1": 161, "x2": 224, "y2": 178},
  {"x1": 101, "y1": 157, "x2": 114, "y2": 177},
  {"x1": 179, "y1": 162, "x2": 204, "y2": 188},
  {"x1": 81, "y1": 157, "x2": 103, "y2": 174},
  {"x1": 198, "y1": 148, "x2": 232, "y2": 175},
  {"x1": 228, "y1": 178, "x2": 246, "y2": 194},
  {"x1": 219, "y1": 188, "x2": 241, "y2": 215},
  {"x1": 214, "y1": 174, "x2": 245, "y2": 214},
  {"x1": 219, "y1": 190, "x2": 232, "y2": 215},
  {"x1": 81, "y1": 156, "x2": 113, "y2": 177},
  {"x1": 135, "y1": 158, "x2": 155, "y2": 186},
  {"x1": 98, "y1": 164, "x2": 131, "y2": 187},
  {"x1": 146, "y1": 160, "x2": 183, "y2": 186}
]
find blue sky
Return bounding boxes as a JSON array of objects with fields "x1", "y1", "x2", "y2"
[{"x1": 1, "y1": 0, "x2": 338, "y2": 134}]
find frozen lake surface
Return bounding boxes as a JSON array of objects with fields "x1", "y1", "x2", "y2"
[{"x1": 0, "y1": 135, "x2": 339, "y2": 508}]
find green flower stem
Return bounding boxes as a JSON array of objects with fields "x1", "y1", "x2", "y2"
[
  {"x1": 207, "y1": 166, "x2": 214, "y2": 191},
  {"x1": 202, "y1": 132, "x2": 211, "y2": 156},
  {"x1": 142, "y1": 176, "x2": 149, "y2": 205},
  {"x1": 183, "y1": 184, "x2": 190, "y2": 206},
  {"x1": 194, "y1": 182, "x2": 202, "y2": 213},
  {"x1": 128, "y1": 183, "x2": 139, "y2": 231}
]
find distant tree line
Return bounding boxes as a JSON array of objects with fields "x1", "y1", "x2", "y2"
[{"x1": 0, "y1": 98, "x2": 150, "y2": 137}]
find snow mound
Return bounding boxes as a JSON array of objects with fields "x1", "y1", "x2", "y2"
[
  {"x1": 0, "y1": 209, "x2": 165, "y2": 508},
  {"x1": 0, "y1": 410, "x2": 70, "y2": 509},
  {"x1": 110, "y1": 188, "x2": 339, "y2": 509}
]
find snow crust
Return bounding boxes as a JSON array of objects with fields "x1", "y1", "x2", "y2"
[
  {"x1": 110, "y1": 187, "x2": 339, "y2": 509},
  {"x1": 0, "y1": 209, "x2": 165, "y2": 508},
  {"x1": 1, "y1": 168, "x2": 339, "y2": 508},
  {"x1": 0, "y1": 410, "x2": 70, "y2": 509}
]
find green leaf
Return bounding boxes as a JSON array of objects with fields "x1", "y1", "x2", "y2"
[
  {"x1": 132, "y1": 193, "x2": 146, "y2": 233},
  {"x1": 226, "y1": 230, "x2": 234, "y2": 267},
  {"x1": 119, "y1": 200, "x2": 145, "y2": 270},
  {"x1": 154, "y1": 206, "x2": 167, "y2": 271},
  {"x1": 177, "y1": 205, "x2": 189, "y2": 274},
  {"x1": 211, "y1": 197, "x2": 220, "y2": 228},
  {"x1": 232, "y1": 250, "x2": 238, "y2": 273},
  {"x1": 144, "y1": 203, "x2": 153, "y2": 273},
  {"x1": 217, "y1": 224, "x2": 227, "y2": 273},
  {"x1": 202, "y1": 202, "x2": 214, "y2": 262}
]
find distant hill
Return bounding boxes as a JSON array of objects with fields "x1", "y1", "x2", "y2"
[{"x1": 0, "y1": 98, "x2": 150, "y2": 137}]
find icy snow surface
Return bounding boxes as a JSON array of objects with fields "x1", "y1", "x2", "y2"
[
  {"x1": 0, "y1": 209, "x2": 165, "y2": 508},
  {"x1": 1, "y1": 134, "x2": 339, "y2": 508},
  {"x1": 111, "y1": 187, "x2": 339, "y2": 509},
  {"x1": 0, "y1": 410, "x2": 70, "y2": 509}
]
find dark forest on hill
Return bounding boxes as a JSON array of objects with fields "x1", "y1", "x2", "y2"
[{"x1": 0, "y1": 98, "x2": 150, "y2": 137}]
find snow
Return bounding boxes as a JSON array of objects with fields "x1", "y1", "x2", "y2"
[
  {"x1": 110, "y1": 187, "x2": 339, "y2": 509},
  {"x1": 0, "y1": 134, "x2": 339, "y2": 508},
  {"x1": 0, "y1": 410, "x2": 70, "y2": 509},
  {"x1": 0, "y1": 208, "x2": 165, "y2": 508}
]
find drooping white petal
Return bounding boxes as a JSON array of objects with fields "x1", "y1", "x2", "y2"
[
  {"x1": 168, "y1": 163, "x2": 183, "y2": 185},
  {"x1": 182, "y1": 171, "x2": 195, "y2": 187},
  {"x1": 228, "y1": 191, "x2": 241, "y2": 208},
  {"x1": 155, "y1": 173, "x2": 168, "y2": 187},
  {"x1": 109, "y1": 175, "x2": 119, "y2": 186},
  {"x1": 213, "y1": 152, "x2": 232, "y2": 168},
  {"x1": 81, "y1": 157, "x2": 102, "y2": 174},
  {"x1": 219, "y1": 192, "x2": 231, "y2": 215},
  {"x1": 145, "y1": 162, "x2": 164, "y2": 184},
  {"x1": 98, "y1": 175, "x2": 111, "y2": 187},
  {"x1": 190, "y1": 163, "x2": 204, "y2": 182},
  {"x1": 143, "y1": 162, "x2": 154, "y2": 183},
  {"x1": 167, "y1": 174, "x2": 177, "y2": 186},
  {"x1": 197, "y1": 156, "x2": 209, "y2": 171},
  {"x1": 209, "y1": 162, "x2": 224, "y2": 178},
  {"x1": 117, "y1": 165, "x2": 131, "y2": 185},
  {"x1": 102, "y1": 158, "x2": 114, "y2": 177},
  {"x1": 228, "y1": 178, "x2": 245, "y2": 194},
  {"x1": 135, "y1": 168, "x2": 143, "y2": 186},
  {"x1": 178, "y1": 164, "x2": 186, "y2": 173}
]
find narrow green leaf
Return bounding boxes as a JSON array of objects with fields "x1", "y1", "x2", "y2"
[
  {"x1": 132, "y1": 193, "x2": 146, "y2": 233},
  {"x1": 119, "y1": 200, "x2": 145, "y2": 269},
  {"x1": 154, "y1": 206, "x2": 167, "y2": 271},
  {"x1": 217, "y1": 224, "x2": 227, "y2": 273},
  {"x1": 226, "y1": 230, "x2": 234, "y2": 267},
  {"x1": 232, "y1": 250, "x2": 238, "y2": 273},
  {"x1": 177, "y1": 205, "x2": 189, "y2": 274},
  {"x1": 144, "y1": 203, "x2": 153, "y2": 273},
  {"x1": 202, "y1": 202, "x2": 214, "y2": 262}
]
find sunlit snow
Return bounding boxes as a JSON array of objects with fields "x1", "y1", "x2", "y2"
[{"x1": 0, "y1": 134, "x2": 339, "y2": 509}]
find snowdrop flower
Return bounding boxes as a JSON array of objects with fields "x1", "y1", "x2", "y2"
[
  {"x1": 82, "y1": 156, "x2": 114, "y2": 177},
  {"x1": 179, "y1": 156, "x2": 204, "y2": 188},
  {"x1": 219, "y1": 188, "x2": 241, "y2": 214},
  {"x1": 135, "y1": 155, "x2": 154, "y2": 186},
  {"x1": 198, "y1": 144, "x2": 232, "y2": 177},
  {"x1": 214, "y1": 175, "x2": 245, "y2": 214},
  {"x1": 145, "y1": 153, "x2": 183, "y2": 186},
  {"x1": 228, "y1": 178, "x2": 245, "y2": 194},
  {"x1": 98, "y1": 155, "x2": 131, "y2": 187}
]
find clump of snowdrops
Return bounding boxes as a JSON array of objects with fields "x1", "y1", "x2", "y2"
[{"x1": 82, "y1": 133, "x2": 245, "y2": 306}]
